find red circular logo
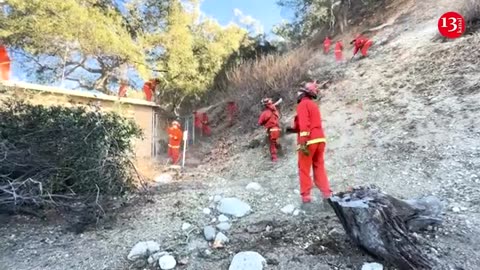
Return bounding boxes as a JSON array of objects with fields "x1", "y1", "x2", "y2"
[{"x1": 438, "y1": 12, "x2": 466, "y2": 39}]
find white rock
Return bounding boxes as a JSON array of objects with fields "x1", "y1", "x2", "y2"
[
  {"x1": 203, "y1": 208, "x2": 212, "y2": 215},
  {"x1": 182, "y1": 222, "x2": 192, "y2": 231},
  {"x1": 218, "y1": 214, "x2": 229, "y2": 222},
  {"x1": 214, "y1": 232, "x2": 229, "y2": 245},
  {"x1": 148, "y1": 251, "x2": 168, "y2": 265},
  {"x1": 361, "y1": 262, "x2": 384, "y2": 270},
  {"x1": 281, "y1": 204, "x2": 295, "y2": 214},
  {"x1": 293, "y1": 209, "x2": 300, "y2": 216},
  {"x1": 452, "y1": 207, "x2": 461, "y2": 213},
  {"x1": 127, "y1": 241, "x2": 161, "y2": 261},
  {"x1": 154, "y1": 174, "x2": 173, "y2": 184},
  {"x1": 203, "y1": 226, "x2": 216, "y2": 241},
  {"x1": 217, "y1": 198, "x2": 251, "y2": 217},
  {"x1": 159, "y1": 255, "x2": 177, "y2": 270},
  {"x1": 216, "y1": 222, "x2": 232, "y2": 231},
  {"x1": 293, "y1": 189, "x2": 300, "y2": 195},
  {"x1": 246, "y1": 182, "x2": 262, "y2": 191},
  {"x1": 228, "y1": 251, "x2": 266, "y2": 270},
  {"x1": 213, "y1": 195, "x2": 222, "y2": 202}
]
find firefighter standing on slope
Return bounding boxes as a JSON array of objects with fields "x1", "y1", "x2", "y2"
[
  {"x1": 0, "y1": 45, "x2": 11, "y2": 81},
  {"x1": 258, "y1": 97, "x2": 283, "y2": 162},
  {"x1": 201, "y1": 112, "x2": 211, "y2": 136},
  {"x1": 334, "y1": 40, "x2": 344, "y2": 63},
  {"x1": 286, "y1": 81, "x2": 333, "y2": 208},
  {"x1": 350, "y1": 34, "x2": 373, "y2": 59},
  {"x1": 323, "y1": 37, "x2": 331, "y2": 54},
  {"x1": 167, "y1": 120, "x2": 183, "y2": 164},
  {"x1": 143, "y1": 78, "x2": 160, "y2": 102}
]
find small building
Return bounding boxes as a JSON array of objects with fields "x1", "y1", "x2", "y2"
[{"x1": 0, "y1": 81, "x2": 169, "y2": 162}]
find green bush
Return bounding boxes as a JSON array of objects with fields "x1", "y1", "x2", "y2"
[{"x1": 0, "y1": 99, "x2": 143, "y2": 208}]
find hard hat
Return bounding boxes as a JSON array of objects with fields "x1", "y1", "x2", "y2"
[
  {"x1": 298, "y1": 81, "x2": 319, "y2": 98},
  {"x1": 261, "y1": 98, "x2": 273, "y2": 106},
  {"x1": 172, "y1": 120, "x2": 180, "y2": 127}
]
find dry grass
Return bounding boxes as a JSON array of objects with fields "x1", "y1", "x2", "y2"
[
  {"x1": 462, "y1": 0, "x2": 480, "y2": 33},
  {"x1": 224, "y1": 46, "x2": 318, "y2": 128}
]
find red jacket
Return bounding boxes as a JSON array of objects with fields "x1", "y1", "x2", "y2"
[
  {"x1": 258, "y1": 105, "x2": 280, "y2": 129},
  {"x1": 353, "y1": 36, "x2": 368, "y2": 55},
  {"x1": 335, "y1": 41, "x2": 343, "y2": 51},
  {"x1": 0, "y1": 46, "x2": 10, "y2": 63},
  {"x1": 293, "y1": 97, "x2": 325, "y2": 144}
]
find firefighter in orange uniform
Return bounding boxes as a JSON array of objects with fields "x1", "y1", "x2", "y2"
[
  {"x1": 350, "y1": 35, "x2": 373, "y2": 59},
  {"x1": 118, "y1": 81, "x2": 128, "y2": 97},
  {"x1": 286, "y1": 82, "x2": 332, "y2": 206},
  {"x1": 201, "y1": 112, "x2": 211, "y2": 136},
  {"x1": 227, "y1": 101, "x2": 238, "y2": 127},
  {"x1": 258, "y1": 98, "x2": 282, "y2": 162},
  {"x1": 0, "y1": 45, "x2": 11, "y2": 81},
  {"x1": 334, "y1": 40, "x2": 344, "y2": 62},
  {"x1": 167, "y1": 120, "x2": 183, "y2": 164},
  {"x1": 143, "y1": 78, "x2": 160, "y2": 102},
  {"x1": 323, "y1": 37, "x2": 331, "y2": 54}
]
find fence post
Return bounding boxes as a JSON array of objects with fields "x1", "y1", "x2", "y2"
[{"x1": 182, "y1": 119, "x2": 188, "y2": 169}]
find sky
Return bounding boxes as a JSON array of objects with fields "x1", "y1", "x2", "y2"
[
  {"x1": 200, "y1": 0, "x2": 289, "y2": 37},
  {"x1": 8, "y1": 0, "x2": 292, "y2": 92}
]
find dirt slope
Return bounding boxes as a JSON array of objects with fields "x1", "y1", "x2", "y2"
[{"x1": 1, "y1": 0, "x2": 479, "y2": 270}]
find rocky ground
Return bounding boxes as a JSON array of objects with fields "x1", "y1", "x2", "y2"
[{"x1": 1, "y1": 0, "x2": 480, "y2": 269}]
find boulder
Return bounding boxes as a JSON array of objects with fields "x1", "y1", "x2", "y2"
[
  {"x1": 246, "y1": 182, "x2": 262, "y2": 191},
  {"x1": 217, "y1": 198, "x2": 251, "y2": 217},
  {"x1": 216, "y1": 222, "x2": 232, "y2": 231},
  {"x1": 127, "y1": 241, "x2": 161, "y2": 261},
  {"x1": 203, "y1": 226, "x2": 216, "y2": 241},
  {"x1": 159, "y1": 254, "x2": 177, "y2": 270},
  {"x1": 229, "y1": 251, "x2": 266, "y2": 270}
]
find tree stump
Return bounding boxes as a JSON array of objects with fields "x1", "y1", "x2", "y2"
[{"x1": 328, "y1": 186, "x2": 445, "y2": 270}]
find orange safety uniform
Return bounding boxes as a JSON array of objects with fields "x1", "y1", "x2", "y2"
[
  {"x1": 258, "y1": 103, "x2": 281, "y2": 162},
  {"x1": 167, "y1": 123, "x2": 183, "y2": 164},
  {"x1": 352, "y1": 35, "x2": 373, "y2": 57},
  {"x1": 227, "y1": 101, "x2": 238, "y2": 127},
  {"x1": 292, "y1": 96, "x2": 332, "y2": 202},
  {"x1": 323, "y1": 37, "x2": 331, "y2": 54},
  {"x1": 193, "y1": 111, "x2": 202, "y2": 130},
  {"x1": 201, "y1": 113, "x2": 211, "y2": 136},
  {"x1": 118, "y1": 84, "x2": 128, "y2": 97},
  {"x1": 0, "y1": 45, "x2": 11, "y2": 81},
  {"x1": 143, "y1": 79, "x2": 158, "y2": 101},
  {"x1": 334, "y1": 41, "x2": 344, "y2": 62}
]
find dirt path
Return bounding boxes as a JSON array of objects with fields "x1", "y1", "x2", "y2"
[{"x1": 1, "y1": 1, "x2": 480, "y2": 269}]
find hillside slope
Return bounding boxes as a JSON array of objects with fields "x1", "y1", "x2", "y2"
[{"x1": 1, "y1": 0, "x2": 479, "y2": 269}]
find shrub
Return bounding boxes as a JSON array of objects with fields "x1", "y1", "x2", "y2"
[
  {"x1": 0, "y1": 99, "x2": 143, "y2": 209},
  {"x1": 224, "y1": 46, "x2": 316, "y2": 128}
]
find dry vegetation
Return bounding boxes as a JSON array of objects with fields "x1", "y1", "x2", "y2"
[
  {"x1": 224, "y1": 46, "x2": 317, "y2": 128},
  {"x1": 462, "y1": 0, "x2": 480, "y2": 33}
]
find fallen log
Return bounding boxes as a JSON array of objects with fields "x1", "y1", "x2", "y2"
[{"x1": 328, "y1": 186, "x2": 445, "y2": 270}]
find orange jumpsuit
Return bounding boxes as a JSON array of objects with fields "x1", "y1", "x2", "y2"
[
  {"x1": 201, "y1": 113, "x2": 211, "y2": 136},
  {"x1": 118, "y1": 84, "x2": 128, "y2": 97},
  {"x1": 323, "y1": 37, "x2": 331, "y2": 54},
  {"x1": 258, "y1": 104, "x2": 281, "y2": 162},
  {"x1": 227, "y1": 101, "x2": 238, "y2": 127},
  {"x1": 292, "y1": 96, "x2": 332, "y2": 202},
  {"x1": 0, "y1": 46, "x2": 11, "y2": 81},
  {"x1": 143, "y1": 80, "x2": 157, "y2": 101},
  {"x1": 334, "y1": 41, "x2": 344, "y2": 62},
  {"x1": 168, "y1": 125, "x2": 183, "y2": 164},
  {"x1": 353, "y1": 36, "x2": 373, "y2": 57}
]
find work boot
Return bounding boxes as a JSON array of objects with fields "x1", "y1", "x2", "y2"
[{"x1": 300, "y1": 201, "x2": 316, "y2": 214}]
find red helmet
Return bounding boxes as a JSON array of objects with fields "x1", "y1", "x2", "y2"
[
  {"x1": 299, "y1": 81, "x2": 319, "y2": 98},
  {"x1": 261, "y1": 98, "x2": 273, "y2": 106}
]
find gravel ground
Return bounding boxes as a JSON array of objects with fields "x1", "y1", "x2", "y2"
[{"x1": 1, "y1": 0, "x2": 480, "y2": 269}]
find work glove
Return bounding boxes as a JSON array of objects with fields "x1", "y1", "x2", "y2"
[
  {"x1": 285, "y1": 127, "x2": 297, "y2": 134},
  {"x1": 298, "y1": 143, "x2": 310, "y2": 156}
]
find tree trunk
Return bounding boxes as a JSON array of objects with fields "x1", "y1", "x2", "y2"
[{"x1": 328, "y1": 186, "x2": 445, "y2": 270}]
